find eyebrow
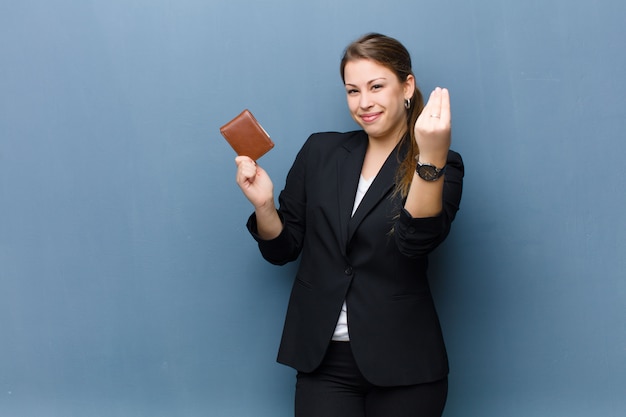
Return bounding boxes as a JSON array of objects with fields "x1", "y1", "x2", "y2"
[{"x1": 345, "y1": 77, "x2": 387, "y2": 87}]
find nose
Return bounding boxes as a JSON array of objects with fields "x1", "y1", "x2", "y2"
[{"x1": 359, "y1": 91, "x2": 373, "y2": 109}]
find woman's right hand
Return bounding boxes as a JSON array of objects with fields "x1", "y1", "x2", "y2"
[
  {"x1": 235, "y1": 156, "x2": 275, "y2": 210},
  {"x1": 235, "y1": 156, "x2": 283, "y2": 240}
]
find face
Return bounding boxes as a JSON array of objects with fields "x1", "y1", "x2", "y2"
[{"x1": 343, "y1": 59, "x2": 415, "y2": 143}]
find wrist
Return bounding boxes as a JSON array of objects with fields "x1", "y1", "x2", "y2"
[
  {"x1": 255, "y1": 198, "x2": 276, "y2": 215},
  {"x1": 415, "y1": 153, "x2": 447, "y2": 169},
  {"x1": 415, "y1": 155, "x2": 447, "y2": 182}
]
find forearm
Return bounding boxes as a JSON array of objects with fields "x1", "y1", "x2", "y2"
[
  {"x1": 404, "y1": 172, "x2": 444, "y2": 218},
  {"x1": 397, "y1": 150, "x2": 464, "y2": 256},
  {"x1": 254, "y1": 200, "x2": 283, "y2": 240},
  {"x1": 403, "y1": 153, "x2": 447, "y2": 218}
]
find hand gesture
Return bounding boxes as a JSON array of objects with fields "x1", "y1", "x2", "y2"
[
  {"x1": 235, "y1": 156, "x2": 274, "y2": 209},
  {"x1": 414, "y1": 87, "x2": 451, "y2": 166}
]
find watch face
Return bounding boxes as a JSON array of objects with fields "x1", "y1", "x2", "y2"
[{"x1": 417, "y1": 165, "x2": 439, "y2": 181}]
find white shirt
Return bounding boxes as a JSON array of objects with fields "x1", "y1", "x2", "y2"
[{"x1": 332, "y1": 175, "x2": 373, "y2": 341}]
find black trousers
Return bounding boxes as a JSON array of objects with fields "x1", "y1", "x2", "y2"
[{"x1": 295, "y1": 342, "x2": 448, "y2": 417}]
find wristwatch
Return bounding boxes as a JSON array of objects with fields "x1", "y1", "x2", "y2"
[{"x1": 415, "y1": 156, "x2": 446, "y2": 181}]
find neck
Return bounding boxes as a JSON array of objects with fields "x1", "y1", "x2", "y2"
[
  {"x1": 362, "y1": 128, "x2": 406, "y2": 180},
  {"x1": 367, "y1": 126, "x2": 407, "y2": 153}
]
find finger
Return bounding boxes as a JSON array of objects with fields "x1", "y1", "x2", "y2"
[
  {"x1": 236, "y1": 158, "x2": 257, "y2": 184},
  {"x1": 428, "y1": 87, "x2": 442, "y2": 119},
  {"x1": 236, "y1": 156, "x2": 257, "y2": 174},
  {"x1": 235, "y1": 155, "x2": 255, "y2": 166},
  {"x1": 432, "y1": 87, "x2": 441, "y2": 118},
  {"x1": 243, "y1": 163, "x2": 259, "y2": 179},
  {"x1": 422, "y1": 88, "x2": 437, "y2": 117},
  {"x1": 439, "y1": 88, "x2": 451, "y2": 123}
]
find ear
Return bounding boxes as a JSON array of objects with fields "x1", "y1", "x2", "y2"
[{"x1": 403, "y1": 74, "x2": 416, "y2": 100}]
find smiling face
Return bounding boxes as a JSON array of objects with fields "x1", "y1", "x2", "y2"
[{"x1": 343, "y1": 58, "x2": 415, "y2": 144}]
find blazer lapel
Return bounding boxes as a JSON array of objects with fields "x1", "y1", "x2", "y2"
[
  {"x1": 337, "y1": 132, "x2": 368, "y2": 253},
  {"x1": 347, "y1": 139, "x2": 405, "y2": 243}
]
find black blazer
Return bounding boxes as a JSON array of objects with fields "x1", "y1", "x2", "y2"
[{"x1": 247, "y1": 130, "x2": 464, "y2": 386}]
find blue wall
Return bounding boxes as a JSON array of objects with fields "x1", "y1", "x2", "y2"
[{"x1": 1, "y1": 0, "x2": 624, "y2": 416}]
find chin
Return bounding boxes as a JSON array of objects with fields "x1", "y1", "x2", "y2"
[{"x1": 362, "y1": 126, "x2": 385, "y2": 139}]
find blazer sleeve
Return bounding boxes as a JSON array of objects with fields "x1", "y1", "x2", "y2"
[
  {"x1": 246, "y1": 135, "x2": 314, "y2": 265},
  {"x1": 393, "y1": 150, "x2": 464, "y2": 257}
]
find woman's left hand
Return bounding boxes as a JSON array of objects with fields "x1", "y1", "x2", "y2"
[{"x1": 413, "y1": 87, "x2": 451, "y2": 167}]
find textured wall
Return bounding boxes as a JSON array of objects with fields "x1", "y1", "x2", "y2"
[{"x1": 1, "y1": 0, "x2": 624, "y2": 415}]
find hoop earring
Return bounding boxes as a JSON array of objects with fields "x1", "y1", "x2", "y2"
[{"x1": 404, "y1": 98, "x2": 411, "y2": 109}]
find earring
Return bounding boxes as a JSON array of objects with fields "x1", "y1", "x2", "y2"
[{"x1": 404, "y1": 98, "x2": 411, "y2": 109}]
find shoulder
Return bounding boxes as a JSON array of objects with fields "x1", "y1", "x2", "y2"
[
  {"x1": 288, "y1": 130, "x2": 366, "y2": 173},
  {"x1": 305, "y1": 130, "x2": 365, "y2": 148},
  {"x1": 297, "y1": 130, "x2": 365, "y2": 156},
  {"x1": 291, "y1": 130, "x2": 365, "y2": 161}
]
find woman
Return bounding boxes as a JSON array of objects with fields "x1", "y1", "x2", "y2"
[{"x1": 235, "y1": 33, "x2": 463, "y2": 417}]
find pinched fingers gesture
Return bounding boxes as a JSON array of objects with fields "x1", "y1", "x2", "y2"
[{"x1": 414, "y1": 87, "x2": 452, "y2": 164}]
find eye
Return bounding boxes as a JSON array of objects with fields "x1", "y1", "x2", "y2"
[
  {"x1": 371, "y1": 84, "x2": 383, "y2": 91},
  {"x1": 346, "y1": 88, "x2": 359, "y2": 95}
]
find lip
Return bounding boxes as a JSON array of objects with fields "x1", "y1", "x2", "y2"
[{"x1": 359, "y1": 112, "x2": 382, "y2": 123}]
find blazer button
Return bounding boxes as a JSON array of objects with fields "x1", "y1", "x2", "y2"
[{"x1": 344, "y1": 266, "x2": 353, "y2": 276}]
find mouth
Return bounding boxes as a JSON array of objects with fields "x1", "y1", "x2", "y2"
[{"x1": 359, "y1": 112, "x2": 382, "y2": 123}]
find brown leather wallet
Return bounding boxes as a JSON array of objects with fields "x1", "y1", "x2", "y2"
[{"x1": 219, "y1": 109, "x2": 274, "y2": 160}]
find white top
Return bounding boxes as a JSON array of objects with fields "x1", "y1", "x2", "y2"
[{"x1": 332, "y1": 175, "x2": 374, "y2": 342}]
